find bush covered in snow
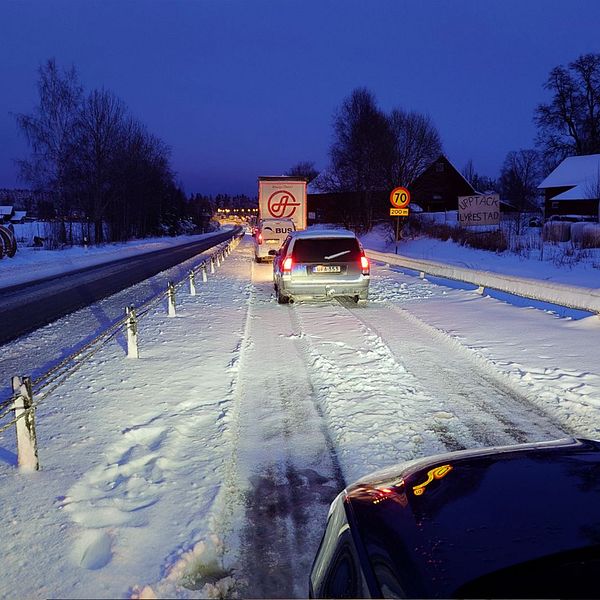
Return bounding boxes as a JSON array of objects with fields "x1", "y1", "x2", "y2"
[
  {"x1": 581, "y1": 224, "x2": 600, "y2": 248},
  {"x1": 394, "y1": 213, "x2": 600, "y2": 268},
  {"x1": 410, "y1": 218, "x2": 508, "y2": 253}
]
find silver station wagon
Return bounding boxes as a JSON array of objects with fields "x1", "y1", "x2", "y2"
[{"x1": 273, "y1": 228, "x2": 370, "y2": 304}]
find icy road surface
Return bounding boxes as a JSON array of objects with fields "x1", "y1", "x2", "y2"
[{"x1": 0, "y1": 237, "x2": 599, "y2": 598}]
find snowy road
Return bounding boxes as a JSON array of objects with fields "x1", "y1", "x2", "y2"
[
  {"x1": 222, "y1": 245, "x2": 591, "y2": 597},
  {"x1": 231, "y1": 267, "x2": 344, "y2": 597},
  {"x1": 1, "y1": 236, "x2": 599, "y2": 598}
]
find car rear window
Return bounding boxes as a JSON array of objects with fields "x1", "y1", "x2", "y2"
[{"x1": 293, "y1": 237, "x2": 361, "y2": 262}]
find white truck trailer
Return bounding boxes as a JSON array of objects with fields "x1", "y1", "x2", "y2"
[{"x1": 257, "y1": 176, "x2": 308, "y2": 231}]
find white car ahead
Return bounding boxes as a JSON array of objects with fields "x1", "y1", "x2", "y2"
[{"x1": 254, "y1": 218, "x2": 295, "y2": 262}]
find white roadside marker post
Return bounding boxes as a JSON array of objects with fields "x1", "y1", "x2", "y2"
[
  {"x1": 201, "y1": 262, "x2": 208, "y2": 282},
  {"x1": 11, "y1": 375, "x2": 39, "y2": 471},
  {"x1": 126, "y1": 306, "x2": 139, "y2": 359},
  {"x1": 167, "y1": 281, "x2": 176, "y2": 317},
  {"x1": 189, "y1": 270, "x2": 196, "y2": 296},
  {"x1": 210, "y1": 257, "x2": 215, "y2": 274}
]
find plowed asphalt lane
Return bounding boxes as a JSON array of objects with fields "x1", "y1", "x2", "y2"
[{"x1": 0, "y1": 229, "x2": 237, "y2": 344}]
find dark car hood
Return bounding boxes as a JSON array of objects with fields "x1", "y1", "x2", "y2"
[{"x1": 346, "y1": 438, "x2": 600, "y2": 598}]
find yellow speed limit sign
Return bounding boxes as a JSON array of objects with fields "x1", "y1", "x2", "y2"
[{"x1": 390, "y1": 186, "x2": 411, "y2": 209}]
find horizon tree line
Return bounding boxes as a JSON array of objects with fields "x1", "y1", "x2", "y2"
[
  {"x1": 16, "y1": 59, "x2": 189, "y2": 243},
  {"x1": 20, "y1": 52, "x2": 600, "y2": 240}
]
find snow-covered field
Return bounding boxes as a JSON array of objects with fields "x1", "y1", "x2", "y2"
[{"x1": 0, "y1": 234, "x2": 599, "y2": 598}]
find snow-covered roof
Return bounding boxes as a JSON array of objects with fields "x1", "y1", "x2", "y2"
[
  {"x1": 10, "y1": 210, "x2": 27, "y2": 222},
  {"x1": 0, "y1": 205, "x2": 13, "y2": 216},
  {"x1": 538, "y1": 154, "x2": 600, "y2": 200},
  {"x1": 443, "y1": 155, "x2": 477, "y2": 192},
  {"x1": 552, "y1": 187, "x2": 591, "y2": 200},
  {"x1": 307, "y1": 170, "x2": 329, "y2": 194}
]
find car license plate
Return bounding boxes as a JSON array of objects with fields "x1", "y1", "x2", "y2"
[
  {"x1": 313, "y1": 265, "x2": 341, "y2": 273},
  {"x1": 266, "y1": 239, "x2": 279, "y2": 244}
]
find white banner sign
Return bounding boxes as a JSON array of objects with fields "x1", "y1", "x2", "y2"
[{"x1": 457, "y1": 194, "x2": 500, "y2": 226}]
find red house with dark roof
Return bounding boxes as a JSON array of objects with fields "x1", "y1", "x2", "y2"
[{"x1": 407, "y1": 155, "x2": 477, "y2": 212}]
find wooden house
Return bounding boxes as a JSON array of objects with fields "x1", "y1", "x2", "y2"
[
  {"x1": 407, "y1": 155, "x2": 477, "y2": 212},
  {"x1": 538, "y1": 154, "x2": 600, "y2": 220},
  {"x1": 0, "y1": 206, "x2": 14, "y2": 223}
]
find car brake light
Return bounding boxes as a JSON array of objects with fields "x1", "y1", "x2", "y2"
[
  {"x1": 257, "y1": 232, "x2": 263, "y2": 244},
  {"x1": 360, "y1": 255, "x2": 370, "y2": 274},
  {"x1": 282, "y1": 257, "x2": 293, "y2": 272}
]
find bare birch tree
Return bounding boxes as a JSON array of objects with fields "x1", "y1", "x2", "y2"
[
  {"x1": 500, "y1": 149, "x2": 542, "y2": 212},
  {"x1": 324, "y1": 88, "x2": 395, "y2": 229},
  {"x1": 387, "y1": 109, "x2": 442, "y2": 187},
  {"x1": 15, "y1": 59, "x2": 83, "y2": 218},
  {"x1": 535, "y1": 53, "x2": 600, "y2": 169},
  {"x1": 16, "y1": 59, "x2": 184, "y2": 243}
]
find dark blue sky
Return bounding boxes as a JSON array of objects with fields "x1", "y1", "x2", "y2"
[{"x1": 2, "y1": 0, "x2": 600, "y2": 197}]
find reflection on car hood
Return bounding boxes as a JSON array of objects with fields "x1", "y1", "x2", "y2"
[{"x1": 346, "y1": 438, "x2": 600, "y2": 597}]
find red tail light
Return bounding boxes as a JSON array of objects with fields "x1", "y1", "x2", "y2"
[
  {"x1": 360, "y1": 255, "x2": 370, "y2": 274},
  {"x1": 282, "y1": 256, "x2": 293, "y2": 272},
  {"x1": 257, "y1": 232, "x2": 263, "y2": 245}
]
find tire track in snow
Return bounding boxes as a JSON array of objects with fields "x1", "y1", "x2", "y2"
[
  {"x1": 228, "y1": 259, "x2": 344, "y2": 598},
  {"x1": 337, "y1": 297, "x2": 570, "y2": 446},
  {"x1": 369, "y1": 264, "x2": 599, "y2": 440},
  {"x1": 288, "y1": 290, "x2": 569, "y2": 489},
  {"x1": 289, "y1": 300, "x2": 460, "y2": 484}
]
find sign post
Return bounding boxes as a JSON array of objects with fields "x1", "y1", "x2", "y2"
[{"x1": 390, "y1": 187, "x2": 411, "y2": 254}]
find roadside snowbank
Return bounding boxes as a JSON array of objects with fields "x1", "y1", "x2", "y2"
[
  {"x1": 361, "y1": 226, "x2": 600, "y2": 289},
  {"x1": 366, "y1": 248, "x2": 600, "y2": 313},
  {"x1": 0, "y1": 237, "x2": 251, "y2": 598}
]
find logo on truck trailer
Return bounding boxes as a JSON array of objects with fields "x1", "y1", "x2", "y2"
[
  {"x1": 267, "y1": 190, "x2": 301, "y2": 219},
  {"x1": 259, "y1": 177, "x2": 307, "y2": 230}
]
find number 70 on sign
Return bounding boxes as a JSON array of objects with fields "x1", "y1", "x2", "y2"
[{"x1": 390, "y1": 186, "x2": 411, "y2": 209}]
